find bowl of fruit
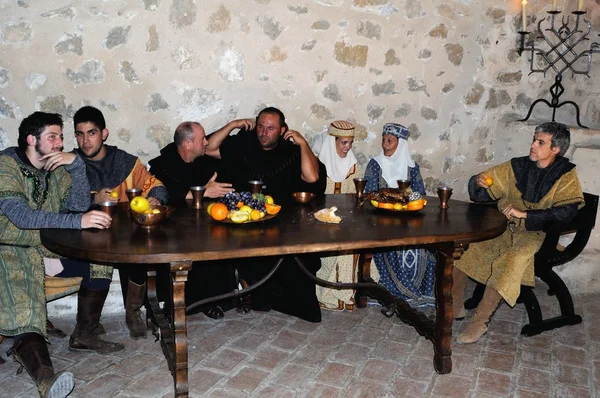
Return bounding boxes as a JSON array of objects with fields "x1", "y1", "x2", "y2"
[
  {"x1": 129, "y1": 197, "x2": 173, "y2": 229},
  {"x1": 208, "y1": 191, "x2": 281, "y2": 224}
]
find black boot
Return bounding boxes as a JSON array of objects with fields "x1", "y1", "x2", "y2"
[
  {"x1": 125, "y1": 280, "x2": 147, "y2": 340},
  {"x1": 69, "y1": 287, "x2": 125, "y2": 353},
  {"x1": 10, "y1": 333, "x2": 74, "y2": 398}
]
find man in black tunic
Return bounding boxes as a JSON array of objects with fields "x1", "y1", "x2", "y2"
[
  {"x1": 207, "y1": 107, "x2": 326, "y2": 322},
  {"x1": 149, "y1": 119, "x2": 254, "y2": 318}
]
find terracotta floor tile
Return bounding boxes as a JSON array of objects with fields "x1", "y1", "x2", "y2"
[
  {"x1": 342, "y1": 377, "x2": 388, "y2": 398},
  {"x1": 270, "y1": 329, "x2": 309, "y2": 351},
  {"x1": 332, "y1": 342, "x2": 372, "y2": 364},
  {"x1": 247, "y1": 346, "x2": 290, "y2": 370},
  {"x1": 555, "y1": 344, "x2": 588, "y2": 367},
  {"x1": 358, "y1": 358, "x2": 399, "y2": 383},
  {"x1": 475, "y1": 370, "x2": 514, "y2": 397},
  {"x1": 556, "y1": 363, "x2": 591, "y2": 387},
  {"x1": 270, "y1": 363, "x2": 315, "y2": 388},
  {"x1": 316, "y1": 362, "x2": 356, "y2": 386},
  {"x1": 389, "y1": 376, "x2": 431, "y2": 397},
  {"x1": 516, "y1": 367, "x2": 552, "y2": 393},
  {"x1": 555, "y1": 383, "x2": 593, "y2": 398},
  {"x1": 431, "y1": 374, "x2": 473, "y2": 397},
  {"x1": 519, "y1": 348, "x2": 552, "y2": 370},
  {"x1": 223, "y1": 367, "x2": 269, "y2": 394},
  {"x1": 304, "y1": 383, "x2": 342, "y2": 398},
  {"x1": 481, "y1": 350, "x2": 516, "y2": 373}
]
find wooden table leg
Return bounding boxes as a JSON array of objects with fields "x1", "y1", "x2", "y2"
[
  {"x1": 432, "y1": 240, "x2": 469, "y2": 374},
  {"x1": 170, "y1": 260, "x2": 192, "y2": 397}
]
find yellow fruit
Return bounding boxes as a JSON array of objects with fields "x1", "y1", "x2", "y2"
[
  {"x1": 370, "y1": 200, "x2": 379, "y2": 207},
  {"x1": 393, "y1": 203, "x2": 403, "y2": 211},
  {"x1": 407, "y1": 200, "x2": 424, "y2": 211},
  {"x1": 130, "y1": 196, "x2": 150, "y2": 213},
  {"x1": 265, "y1": 203, "x2": 281, "y2": 215},
  {"x1": 144, "y1": 209, "x2": 153, "y2": 214},
  {"x1": 484, "y1": 176, "x2": 494, "y2": 186},
  {"x1": 265, "y1": 195, "x2": 274, "y2": 205},
  {"x1": 231, "y1": 211, "x2": 249, "y2": 223},
  {"x1": 239, "y1": 205, "x2": 253, "y2": 214},
  {"x1": 379, "y1": 202, "x2": 394, "y2": 210},
  {"x1": 259, "y1": 211, "x2": 266, "y2": 219},
  {"x1": 250, "y1": 209, "x2": 261, "y2": 221},
  {"x1": 109, "y1": 191, "x2": 119, "y2": 198},
  {"x1": 209, "y1": 203, "x2": 229, "y2": 221},
  {"x1": 152, "y1": 209, "x2": 161, "y2": 214},
  {"x1": 206, "y1": 202, "x2": 215, "y2": 215}
]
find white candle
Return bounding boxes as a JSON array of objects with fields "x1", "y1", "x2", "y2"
[
  {"x1": 522, "y1": 0, "x2": 527, "y2": 31},
  {"x1": 578, "y1": 0, "x2": 584, "y2": 11},
  {"x1": 552, "y1": 0, "x2": 557, "y2": 11}
]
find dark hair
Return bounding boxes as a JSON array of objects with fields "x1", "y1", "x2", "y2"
[
  {"x1": 257, "y1": 107, "x2": 286, "y2": 128},
  {"x1": 534, "y1": 121, "x2": 570, "y2": 156},
  {"x1": 174, "y1": 121, "x2": 202, "y2": 146},
  {"x1": 18, "y1": 112, "x2": 63, "y2": 150},
  {"x1": 73, "y1": 106, "x2": 106, "y2": 131}
]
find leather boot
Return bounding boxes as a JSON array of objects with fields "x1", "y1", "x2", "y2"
[
  {"x1": 10, "y1": 333, "x2": 74, "y2": 398},
  {"x1": 69, "y1": 287, "x2": 125, "y2": 353},
  {"x1": 46, "y1": 320, "x2": 66, "y2": 339},
  {"x1": 451, "y1": 268, "x2": 469, "y2": 320},
  {"x1": 456, "y1": 286, "x2": 503, "y2": 344},
  {"x1": 125, "y1": 280, "x2": 147, "y2": 340}
]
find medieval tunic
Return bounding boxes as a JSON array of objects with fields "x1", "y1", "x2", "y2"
[
  {"x1": 219, "y1": 129, "x2": 327, "y2": 322},
  {"x1": 363, "y1": 160, "x2": 437, "y2": 305},
  {"x1": 148, "y1": 143, "x2": 236, "y2": 313},
  {"x1": 455, "y1": 156, "x2": 584, "y2": 306},
  {"x1": 0, "y1": 148, "x2": 90, "y2": 336}
]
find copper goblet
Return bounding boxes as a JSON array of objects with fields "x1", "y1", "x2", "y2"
[
  {"x1": 248, "y1": 180, "x2": 264, "y2": 194},
  {"x1": 437, "y1": 186, "x2": 453, "y2": 209},
  {"x1": 353, "y1": 178, "x2": 368, "y2": 199},
  {"x1": 190, "y1": 186, "x2": 206, "y2": 209},
  {"x1": 397, "y1": 179, "x2": 411, "y2": 191}
]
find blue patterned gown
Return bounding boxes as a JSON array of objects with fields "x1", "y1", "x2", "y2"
[{"x1": 363, "y1": 159, "x2": 436, "y2": 306}]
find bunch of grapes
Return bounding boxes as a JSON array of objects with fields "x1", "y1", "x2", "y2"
[
  {"x1": 218, "y1": 191, "x2": 268, "y2": 212},
  {"x1": 219, "y1": 191, "x2": 242, "y2": 210}
]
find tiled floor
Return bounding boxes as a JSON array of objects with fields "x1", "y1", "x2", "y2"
[{"x1": 1, "y1": 289, "x2": 599, "y2": 397}]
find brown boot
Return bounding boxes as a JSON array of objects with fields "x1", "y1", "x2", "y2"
[
  {"x1": 456, "y1": 287, "x2": 503, "y2": 344},
  {"x1": 451, "y1": 268, "x2": 469, "y2": 320},
  {"x1": 10, "y1": 333, "x2": 74, "y2": 398},
  {"x1": 46, "y1": 319, "x2": 66, "y2": 339},
  {"x1": 69, "y1": 287, "x2": 125, "y2": 354},
  {"x1": 125, "y1": 280, "x2": 147, "y2": 340}
]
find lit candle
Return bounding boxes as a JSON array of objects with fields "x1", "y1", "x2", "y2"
[
  {"x1": 522, "y1": 0, "x2": 527, "y2": 31},
  {"x1": 577, "y1": 0, "x2": 584, "y2": 11},
  {"x1": 552, "y1": 0, "x2": 557, "y2": 11}
]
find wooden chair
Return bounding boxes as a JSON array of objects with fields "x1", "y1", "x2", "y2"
[{"x1": 464, "y1": 192, "x2": 599, "y2": 336}]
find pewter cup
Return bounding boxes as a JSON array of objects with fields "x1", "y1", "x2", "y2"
[
  {"x1": 353, "y1": 178, "x2": 368, "y2": 199},
  {"x1": 437, "y1": 186, "x2": 453, "y2": 209},
  {"x1": 97, "y1": 201, "x2": 117, "y2": 220},
  {"x1": 248, "y1": 180, "x2": 264, "y2": 194},
  {"x1": 397, "y1": 179, "x2": 411, "y2": 191},
  {"x1": 126, "y1": 188, "x2": 142, "y2": 201},
  {"x1": 190, "y1": 186, "x2": 206, "y2": 209}
]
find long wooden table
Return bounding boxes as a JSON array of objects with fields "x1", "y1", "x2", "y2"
[{"x1": 41, "y1": 194, "x2": 506, "y2": 397}]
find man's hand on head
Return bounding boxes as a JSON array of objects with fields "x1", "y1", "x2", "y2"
[
  {"x1": 283, "y1": 129, "x2": 307, "y2": 146},
  {"x1": 204, "y1": 172, "x2": 234, "y2": 198},
  {"x1": 40, "y1": 152, "x2": 76, "y2": 171},
  {"x1": 81, "y1": 210, "x2": 112, "y2": 229},
  {"x1": 230, "y1": 118, "x2": 256, "y2": 132}
]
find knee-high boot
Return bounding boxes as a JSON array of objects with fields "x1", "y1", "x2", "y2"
[
  {"x1": 10, "y1": 333, "x2": 74, "y2": 398},
  {"x1": 451, "y1": 267, "x2": 469, "y2": 320},
  {"x1": 456, "y1": 286, "x2": 503, "y2": 344},
  {"x1": 69, "y1": 286, "x2": 125, "y2": 353},
  {"x1": 125, "y1": 280, "x2": 147, "y2": 340}
]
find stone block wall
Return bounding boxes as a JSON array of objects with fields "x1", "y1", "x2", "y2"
[{"x1": 2, "y1": 1, "x2": 600, "y2": 299}]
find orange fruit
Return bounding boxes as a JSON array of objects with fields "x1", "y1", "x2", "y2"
[
  {"x1": 236, "y1": 201, "x2": 244, "y2": 208},
  {"x1": 210, "y1": 203, "x2": 229, "y2": 221},
  {"x1": 484, "y1": 176, "x2": 494, "y2": 186},
  {"x1": 378, "y1": 202, "x2": 394, "y2": 210},
  {"x1": 109, "y1": 190, "x2": 119, "y2": 198},
  {"x1": 265, "y1": 203, "x2": 281, "y2": 215},
  {"x1": 250, "y1": 209, "x2": 261, "y2": 221},
  {"x1": 406, "y1": 200, "x2": 424, "y2": 211}
]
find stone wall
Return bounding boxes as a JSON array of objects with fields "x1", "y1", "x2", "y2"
[{"x1": 2, "y1": 1, "x2": 600, "y2": 300}]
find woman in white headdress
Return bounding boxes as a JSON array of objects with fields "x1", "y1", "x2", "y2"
[
  {"x1": 312, "y1": 120, "x2": 361, "y2": 310},
  {"x1": 364, "y1": 123, "x2": 436, "y2": 305}
]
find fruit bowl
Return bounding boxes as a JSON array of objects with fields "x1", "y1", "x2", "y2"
[
  {"x1": 129, "y1": 205, "x2": 173, "y2": 229},
  {"x1": 292, "y1": 192, "x2": 316, "y2": 204}
]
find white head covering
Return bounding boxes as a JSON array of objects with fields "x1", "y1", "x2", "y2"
[
  {"x1": 372, "y1": 123, "x2": 415, "y2": 188},
  {"x1": 313, "y1": 121, "x2": 357, "y2": 183}
]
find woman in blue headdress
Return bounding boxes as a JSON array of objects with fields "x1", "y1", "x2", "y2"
[{"x1": 364, "y1": 123, "x2": 436, "y2": 306}]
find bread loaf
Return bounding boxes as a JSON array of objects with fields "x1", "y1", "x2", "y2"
[{"x1": 314, "y1": 206, "x2": 342, "y2": 224}]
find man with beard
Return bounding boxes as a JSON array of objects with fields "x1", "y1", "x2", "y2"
[
  {"x1": 73, "y1": 106, "x2": 168, "y2": 340},
  {"x1": 452, "y1": 122, "x2": 584, "y2": 344},
  {"x1": 206, "y1": 107, "x2": 327, "y2": 322},
  {"x1": 0, "y1": 112, "x2": 122, "y2": 398},
  {"x1": 148, "y1": 120, "x2": 252, "y2": 318}
]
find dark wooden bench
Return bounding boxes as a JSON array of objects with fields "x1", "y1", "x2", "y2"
[{"x1": 464, "y1": 192, "x2": 599, "y2": 336}]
